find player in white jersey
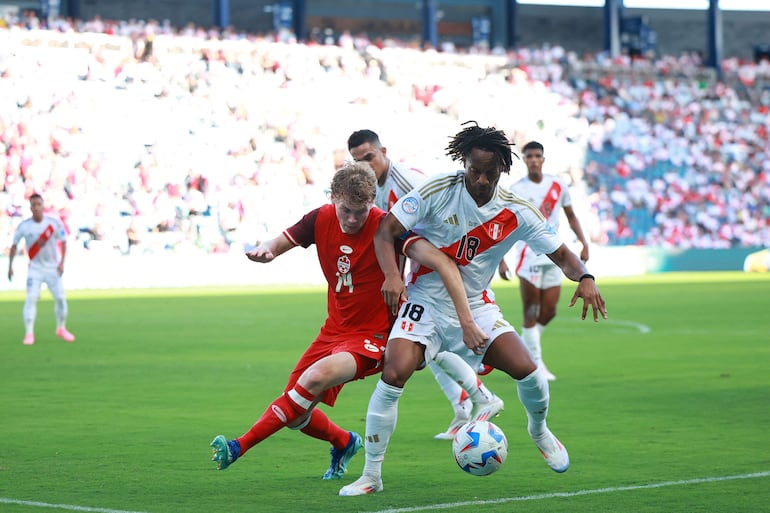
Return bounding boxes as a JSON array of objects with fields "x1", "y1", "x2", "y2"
[
  {"x1": 8, "y1": 193, "x2": 76, "y2": 345},
  {"x1": 340, "y1": 122, "x2": 606, "y2": 496},
  {"x1": 348, "y1": 129, "x2": 504, "y2": 440},
  {"x1": 347, "y1": 130, "x2": 423, "y2": 212},
  {"x1": 498, "y1": 141, "x2": 590, "y2": 381}
]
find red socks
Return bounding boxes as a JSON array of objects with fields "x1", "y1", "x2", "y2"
[
  {"x1": 236, "y1": 384, "x2": 314, "y2": 454},
  {"x1": 300, "y1": 409, "x2": 350, "y2": 449}
]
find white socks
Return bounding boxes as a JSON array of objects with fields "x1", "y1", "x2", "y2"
[
  {"x1": 521, "y1": 325, "x2": 543, "y2": 364},
  {"x1": 433, "y1": 351, "x2": 495, "y2": 404},
  {"x1": 23, "y1": 297, "x2": 37, "y2": 335},
  {"x1": 428, "y1": 361, "x2": 466, "y2": 414},
  {"x1": 362, "y1": 379, "x2": 403, "y2": 478},
  {"x1": 516, "y1": 368, "x2": 550, "y2": 438},
  {"x1": 54, "y1": 296, "x2": 68, "y2": 329}
]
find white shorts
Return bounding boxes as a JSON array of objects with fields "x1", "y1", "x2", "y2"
[
  {"x1": 388, "y1": 296, "x2": 516, "y2": 370},
  {"x1": 26, "y1": 266, "x2": 65, "y2": 299},
  {"x1": 514, "y1": 245, "x2": 563, "y2": 289}
]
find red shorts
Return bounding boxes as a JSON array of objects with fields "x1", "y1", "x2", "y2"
[{"x1": 283, "y1": 329, "x2": 388, "y2": 406}]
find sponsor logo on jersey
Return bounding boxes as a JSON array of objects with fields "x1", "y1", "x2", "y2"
[
  {"x1": 493, "y1": 319, "x2": 510, "y2": 330},
  {"x1": 444, "y1": 214, "x2": 459, "y2": 225},
  {"x1": 337, "y1": 255, "x2": 351, "y2": 274},
  {"x1": 401, "y1": 196, "x2": 419, "y2": 214},
  {"x1": 339, "y1": 244, "x2": 353, "y2": 254}
]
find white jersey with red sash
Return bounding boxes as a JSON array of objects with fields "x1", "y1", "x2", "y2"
[
  {"x1": 12, "y1": 215, "x2": 67, "y2": 271},
  {"x1": 393, "y1": 171, "x2": 562, "y2": 316},
  {"x1": 375, "y1": 160, "x2": 426, "y2": 212},
  {"x1": 509, "y1": 174, "x2": 571, "y2": 267}
]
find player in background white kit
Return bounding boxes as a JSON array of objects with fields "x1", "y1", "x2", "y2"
[
  {"x1": 340, "y1": 122, "x2": 606, "y2": 496},
  {"x1": 347, "y1": 129, "x2": 503, "y2": 440},
  {"x1": 498, "y1": 141, "x2": 589, "y2": 380},
  {"x1": 8, "y1": 193, "x2": 76, "y2": 345}
]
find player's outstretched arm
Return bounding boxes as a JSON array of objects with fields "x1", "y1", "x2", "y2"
[
  {"x1": 374, "y1": 213, "x2": 409, "y2": 315},
  {"x1": 547, "y1": 244, "x2": 607, "y2": 322},
  {"x1": 406, "y1": 239, "x2": 489, "y2": 353},
  {"x1": 245, "y1": 234, "x2": 294, "y2": 263}
]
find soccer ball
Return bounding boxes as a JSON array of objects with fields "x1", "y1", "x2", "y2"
[{"x1": 452, "y1": 420, "x2": 508, "y2": 476}]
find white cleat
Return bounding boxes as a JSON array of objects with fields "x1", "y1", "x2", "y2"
[
  {"x1": 435, "y1": 397, "x2": 471, "y2": 439},
  {"x1": 339, "y1": 475, "x2": 384, "y2": 496},
  {"x1": 531, "y1": 428, "x2": 569, "y2": 473},
  {"x1": 434, "y1": 415, "x2": 470, "y2": 440},
  {"x1": 471, "y1": 396, "x2": 504, "y2": 422}
]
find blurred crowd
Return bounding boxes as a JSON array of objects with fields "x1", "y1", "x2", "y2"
[{"x1": 1, "y1": 10, "x2": 768, "y2": 258}]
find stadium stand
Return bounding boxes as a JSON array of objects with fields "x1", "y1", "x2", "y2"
[{"x1": 1, "y1": 10, "x2": 768, "y2": 261}]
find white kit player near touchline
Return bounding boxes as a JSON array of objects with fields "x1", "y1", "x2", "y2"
[
  {"x1": 347, "y1": 129, "x2": 504, "y2": 441},
  {"x1": 340, "y1": 122, "x2": 607, "y2": 496},
  {"x1": 7, "y1": 193, "x2": 76, "y2": 345},
  {"x1": 498, "y1": 140, "x2": 590, "y2": 381}
]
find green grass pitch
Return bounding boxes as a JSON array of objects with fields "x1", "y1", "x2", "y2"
[{"x1": 1, "y1": 272, "x2": 769, "y2": 513}]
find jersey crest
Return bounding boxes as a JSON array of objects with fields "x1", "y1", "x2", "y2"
[
  {"x1": 337, "y1": 255, "x2": 351, "y2": 274},
  {"x1": 488, "y1": 222, "x2": 504, "y2": 241}
]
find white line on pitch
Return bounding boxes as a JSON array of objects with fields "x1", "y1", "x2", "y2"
[
  {"x1": 605, "y1": 318, "x2": 651, "y2": 333},
  {"x1": 362, "y1": 470, "x2": 770, "y2": 513},
  {"x1": 0, "y1": 498, "x2": 149, "y2": 513},
  {"x1": 4, "y1": 471, "x2": 767, "y2": 513},
  {"x1": 564, "y1": 317, "x2": 651, "y2": 333}
]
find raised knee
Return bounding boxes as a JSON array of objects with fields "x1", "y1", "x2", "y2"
[{"x1": 299, "y1": 368, "x2": 328, "y2": 395}]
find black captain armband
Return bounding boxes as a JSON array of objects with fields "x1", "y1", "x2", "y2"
[{"x1": 579, "y1": 273, "x2": 595, "y2": 282}]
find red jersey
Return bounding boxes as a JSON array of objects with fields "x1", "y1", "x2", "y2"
[{"x1": 284, "y1": 204, "x2": 392, "y2": 336}]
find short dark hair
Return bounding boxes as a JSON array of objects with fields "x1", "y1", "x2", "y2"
[
  {"x1": 445, "y1": 121, "x2": 515, "y2": 172},
  {"x1": 347, "y1": 129, "x2": 381, "y2": 151},
  {"x1": 522, "y1": 141, "x2": 544, "y2": 153},
  {"x1": 29, "y1": 193, "x2": 44, "y2": 202}
]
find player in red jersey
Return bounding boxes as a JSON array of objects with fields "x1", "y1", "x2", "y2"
[{"x1": 210, "y1": 161, "x2": 476, "y2": 480}]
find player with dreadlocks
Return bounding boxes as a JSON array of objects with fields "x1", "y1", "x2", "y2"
[{"x1": 340, "y1": 122, "x2": 607, "y2": 496}]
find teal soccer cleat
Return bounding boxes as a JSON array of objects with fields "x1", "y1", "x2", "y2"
[
  {"x1": 322, "y1": 432, "x2": 363, "y2": 480},
  {"x1": 210, "y1": 435, "x2": 241, "y2": 470}
]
